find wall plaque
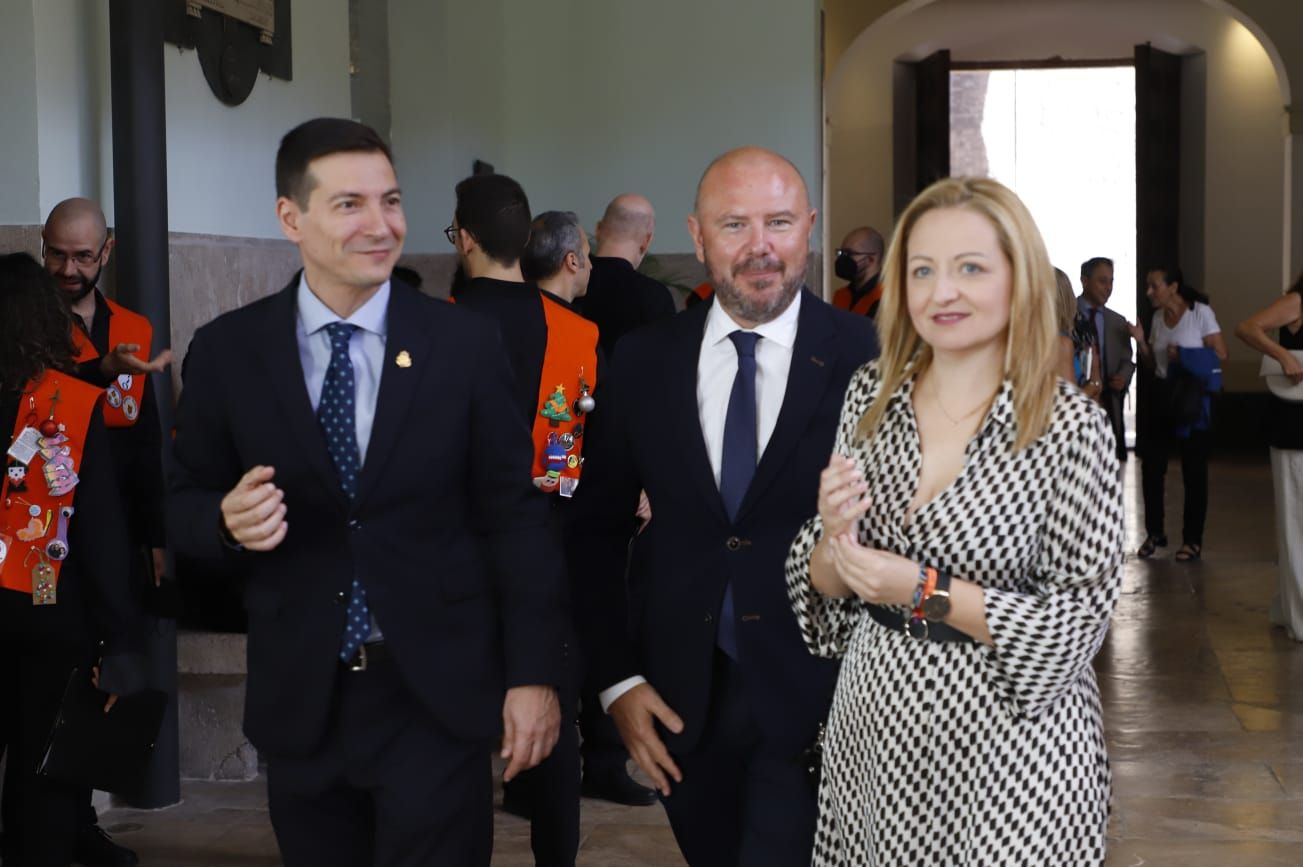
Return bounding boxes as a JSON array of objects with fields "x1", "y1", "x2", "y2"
[{"x1": 165, "y1": 0, "x2": 292, "y2": 106}]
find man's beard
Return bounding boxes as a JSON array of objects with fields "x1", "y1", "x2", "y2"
[
  {"x1": 62, "y1": 268, "x2": 100, "y2": 303},
  {"x1": 708, "y1": 252, "x2": 804, "y2": 324}
]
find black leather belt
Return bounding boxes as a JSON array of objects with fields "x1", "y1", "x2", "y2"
[
  {"x1": 342, "y1": 641, "x2": 391, "y2": 672},
  {"x1": 866, "y1": 604, "x2": 975, "y2": 643}
]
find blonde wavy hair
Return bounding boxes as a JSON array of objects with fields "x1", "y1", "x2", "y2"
[{"x1": 856, "y1": 177, "x2": 1058, "y2": 450}]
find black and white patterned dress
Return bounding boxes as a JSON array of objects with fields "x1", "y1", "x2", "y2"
[{"x1": 785, "y1": 362, "x2": 1123, "y2": 866}]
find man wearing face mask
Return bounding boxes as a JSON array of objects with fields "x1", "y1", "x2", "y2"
[
  {"x1": 831, "y1": 226, "x2": 885, "y2": 318},
  {"x1": 40, "y1": 198, "x2": 174, "y2": 867}
]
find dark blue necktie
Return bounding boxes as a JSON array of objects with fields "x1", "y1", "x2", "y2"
[
  {"x1": 717, "y1": 330, "x2": 761, "y2": 659},
  {"x1": 319, "y1": 322, "x2": 369, "y2": 661}
]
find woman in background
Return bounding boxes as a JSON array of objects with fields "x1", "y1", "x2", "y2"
[
  {"x1": 0, "y1": 252, "x2": 142, "y2": 867},
  {"x1": 1055, "y1": 266, "x2": 1102, "y2": 398},
  {"x1": 1129, "y1": 267, "x2": 1228, "y2": 562},
  {"x1": 1234, "y1": 270, "x2": 1303, "y2": 640}
]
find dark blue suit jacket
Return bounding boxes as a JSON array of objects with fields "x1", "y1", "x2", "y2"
[
  {"x1": 169, "y1": 277, "x2": 569, "y2": 757},
  {"x1": 568, "y1": 290, "x2": 879, "y2": 756}
]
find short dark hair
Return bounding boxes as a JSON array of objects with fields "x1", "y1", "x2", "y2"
[
  {"x1": 276, "y1": 117, "x2": 393, "y2": 206},
  {"x1": 0, "y1": 253, "x2": 77, "y2": 391},
  {"x1": 522, "y1": 211, "x2": 584, "y2": 282},
  {"x1": 1080, "y1": 256, "x2": 1113, "y2": 282},
  {"x1": 454, "y1": 174, "x2": 531, "y2": 267}
]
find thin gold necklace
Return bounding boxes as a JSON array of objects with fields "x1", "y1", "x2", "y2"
[{"x1": 929, "y1": 374, "x2": 996, "y2": 426}]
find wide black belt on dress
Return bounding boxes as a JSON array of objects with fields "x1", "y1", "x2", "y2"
[{"x1": 865, "y1": 603, "x2": 976, "y2": 644}]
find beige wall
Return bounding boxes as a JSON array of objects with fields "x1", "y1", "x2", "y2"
[
  {"x1": 389, "y1": 0, "x2": 823, "y2": 257},
  {"x1": 824, "y1": 0, "x2": 1297, "y2": 390}
]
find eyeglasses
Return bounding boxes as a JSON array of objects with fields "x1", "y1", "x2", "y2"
[
  {"x1": 444, "y1": 224, "x2": 458, "y2": 246},
  {"x1": 42, "y1": 238, "x2": 108, "y2": 268}
]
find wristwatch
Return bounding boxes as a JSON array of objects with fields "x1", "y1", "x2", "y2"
[{"x1": 921, "y1": 569, "x2": 952, "y2": 621}]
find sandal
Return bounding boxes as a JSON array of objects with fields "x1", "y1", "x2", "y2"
[
  {"x1": 1175, "y1": 543, "x2": 1202, "y2": 562},
  {"x1": 1137, "y1": 535, "x2": 1167, "y2": 559}
]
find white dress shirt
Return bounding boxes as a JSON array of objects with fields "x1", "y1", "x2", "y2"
[
  {"x1": 599, "y1": 292, "x2": 802, "y2": 711},
  {"x1": 295, "y1": 274, "x2": 390, "y2": 461}
]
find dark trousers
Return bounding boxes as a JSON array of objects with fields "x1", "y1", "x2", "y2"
[
  {"x1": 0, "y1": 637, "x2": 87, "y2": 867},
  {"x1": 504, "y1": 696, "x2": 580, "y2": 867},
  {"x1": 659, "y1": 653, "x2": 817, "y2": 867},
  {"x1": 578, "y1": 689, "x2": 629, "y2": 775},
  {"x1": 1103, "y1": 387, "x2": 1128, "y2": 461},
  {"x1": 265, "y1": 653, "x2": 493, "y2": 867},
  {"x1": 1142, "y1": 427, "x2": 1210, "y2": 545}
]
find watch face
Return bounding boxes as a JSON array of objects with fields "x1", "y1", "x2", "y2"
[{"x1": 922, "y1": 593, "x2": 951, "y2": 621}]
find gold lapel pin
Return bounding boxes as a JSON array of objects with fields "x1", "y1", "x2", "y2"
[{"x1": 396, "y1": 350, "x2": 413, "y2": 368}]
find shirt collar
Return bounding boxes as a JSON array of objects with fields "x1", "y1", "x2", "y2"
[
  {"x1": 297, "y1": 272, "x2": 390, "y2": 338},
  {"x1": 703, "y1": 288, "x2": 802, "y2": 350}
]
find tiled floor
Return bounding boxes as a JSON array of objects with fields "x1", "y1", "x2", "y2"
[{"x1": 98, "y1": 458, "x2": 1303, "y2": 865}]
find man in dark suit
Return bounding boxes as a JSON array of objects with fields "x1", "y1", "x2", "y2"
[
  {"x1": 168, "y1": 118, "x2": 568, "y2": 867},
  {"x1": 1078, "y1": 256, "x2": 1135, "y2": 461},
  {"x1": 568, "y1": 147, "x2": 880, "y2": 866},
  {"x1": 577, "y1": 194, "x2": 676, "y2": 357}
]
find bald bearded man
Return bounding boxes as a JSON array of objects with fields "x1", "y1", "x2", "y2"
[
  {"x1": 577, "y1": 194, "x2": 675, "y2": 358},
  {"x1": 567, "y1": 148, "x2": 879, "y2": 866}
]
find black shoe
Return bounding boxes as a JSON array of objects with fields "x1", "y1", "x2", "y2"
[
  {"x1": 581, "y1": 767, "x2": 658, "y2": 806},
  {"x1": 500, "y1": 780, "x2": 532, "y2": 819},
  {"x1": 75, "y1": 825, "x2": 139, "y2": 867}
]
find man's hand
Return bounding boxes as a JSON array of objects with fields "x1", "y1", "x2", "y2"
[
  {"x1": 220, "y1": 466, "x2": 287, "y2": 551},
  {"x1": 608, "y1": 683, "x2": 683, "y2": 796},
  {"x1": 99, "y1": 344, "x2": 174, "y2": 378},
  {"x1": 501, "y1": 685, "x2": 561, "y2": 782},
  {"x1": 635, "y1": 490, "x2": 652, "y2": 533},
  {"x1": 91, "y1": 665, "x2": 118, "y2": 713},
  {"x1": 151, "y1": 547, "x2": 167, "y2": 587},
  {"x1": 1107, "y1": 374, "x2": 1127, "y2": 392}
]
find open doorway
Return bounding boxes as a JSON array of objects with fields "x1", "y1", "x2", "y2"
[{"x1": 950, "y1": 65, "x2": 1137, "y2": 449}]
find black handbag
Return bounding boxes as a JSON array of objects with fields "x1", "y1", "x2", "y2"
[
  {"x1": 1164, "y1": 367, "x2": 1206, "y2": 429},
  {"x1": 36, "y1": 668, "x2": 167, "y2": 792}
]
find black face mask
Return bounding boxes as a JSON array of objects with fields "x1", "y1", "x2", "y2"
[{"x1": 834, "y1": 251, "x2": 859, "y2": 282}]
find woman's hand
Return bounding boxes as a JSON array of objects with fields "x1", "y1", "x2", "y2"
[
  {"x1": 817, "y1": 454, "x2": 871, "y2": 539},
  {"x1": 825, "y1": 533, "x2": 918, "y2": 607},
  {"x1": 1283, "y1": 352, "x2": 1303, "y2": 384},
  {"x1": 1127, "y1": 321, "x2": 1145, "y2": 344}
]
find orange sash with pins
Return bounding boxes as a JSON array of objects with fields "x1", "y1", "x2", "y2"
[
  {"x1": 71, "y1": 298, "x2": 152, "y2": 427},
  {"x1": 832, "y1": 282, "x2": 883, "y2": 317},
  {"x1": 1, "y1": 372, "x2": 99, "y2": 602},
  {"x1": 531, "y1": 295, "x2": 599, "y2": 497}
]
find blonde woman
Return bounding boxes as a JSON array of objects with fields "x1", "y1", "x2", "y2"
[
  {"x1": 785, "y1": 177, "x2": 1123, "y2": 865},
  {"x1": 1055, "y1": 266, "x2": 1102, "y2": 398}
]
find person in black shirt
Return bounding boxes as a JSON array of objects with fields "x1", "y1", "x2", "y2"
[
  {"x1": 578, "y1": 194, "x2": 675, "y2": 357},
  {"x1": 0, "y1": 252, "x2": 144, "y2": 867}
]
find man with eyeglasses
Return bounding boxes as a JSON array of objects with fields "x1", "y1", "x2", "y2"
[
  {"x1": 831, "y1": 226, "x2": 885, "y2": 318},
  {"x1": 39, "y1": 197, "x2": 175, "y2": 867}
]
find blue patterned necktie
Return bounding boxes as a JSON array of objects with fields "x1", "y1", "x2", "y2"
[
  {"x1": 717, "y1": 330, "x2": 761, "y2": 659},
  {"x1": 319, "y1": 322, "x2": 369, "y2": 661}
]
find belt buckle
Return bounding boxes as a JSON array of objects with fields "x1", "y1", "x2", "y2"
[
  {"x1": 905, "y1": 615, "x2": 929, "y2": 641},
  {"x1": 348, "y1": 643, "x2": 368, "y2": 672}
]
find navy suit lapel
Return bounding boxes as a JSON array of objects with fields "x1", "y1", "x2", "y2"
[
  {"x1": 257, "y1": 277, "x2": 349, "y2": 511},
  {"x1": 736, "y1": 291, "x2": 836, "y2": 521},
  {"x1": 355, "y1": 283, "x2": 432, "y2": 506},
  {"x1": 671, "y1": 301, "x2": 729, "y2": 523}
]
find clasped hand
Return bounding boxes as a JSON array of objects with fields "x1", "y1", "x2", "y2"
[{"x1": 817, "y1": 454, "x2": 916, "y2": 607}]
